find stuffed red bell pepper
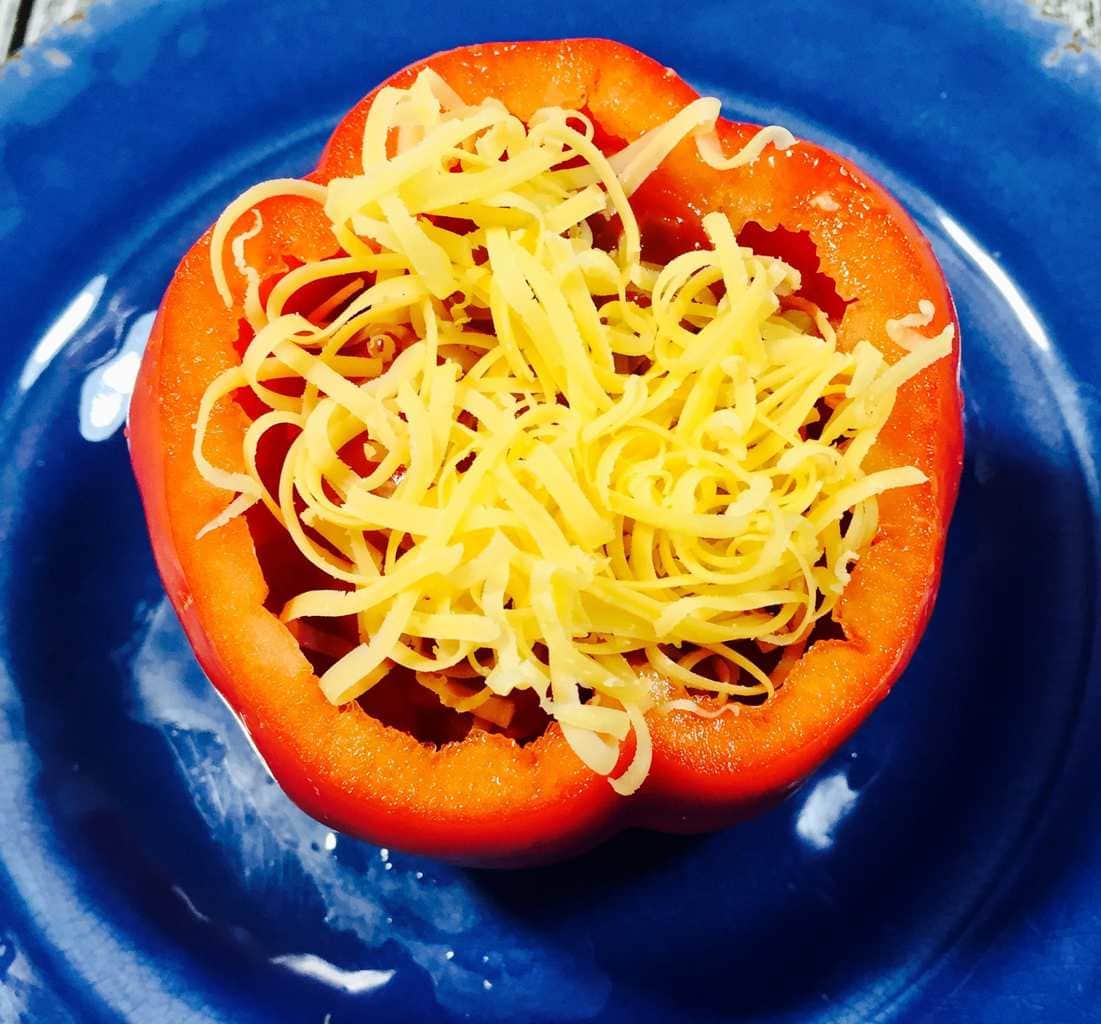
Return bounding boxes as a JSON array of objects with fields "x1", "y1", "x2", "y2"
[{"x1": 129, "y1": 38, "x2": 963, "y2": 866}]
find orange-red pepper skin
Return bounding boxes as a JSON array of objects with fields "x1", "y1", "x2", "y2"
[{"x1": 129, "y1": 39, "x2": 962, "y2": 867}]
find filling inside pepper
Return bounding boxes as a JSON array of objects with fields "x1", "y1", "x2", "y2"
[{"x1": 195, "y1": 70, "x2": 953, "y2": 794}]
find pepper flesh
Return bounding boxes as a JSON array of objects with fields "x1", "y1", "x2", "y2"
[{"x1": 129, "y1": 39, "x2": 963, "y2": 866}]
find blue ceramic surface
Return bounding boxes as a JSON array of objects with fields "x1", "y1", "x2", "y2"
[{"x1": 1, "y1": 1, "x2": 1099, "y2": 1020}]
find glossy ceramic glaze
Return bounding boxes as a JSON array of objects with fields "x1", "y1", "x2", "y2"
[{"x1": 0, "y1": 1, "x2": 1099, "y2": 1021}]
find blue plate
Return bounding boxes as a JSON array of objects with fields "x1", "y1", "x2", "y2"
[{"x1": 1, "y1": 1, "x2": 1099, "y2": 1020}]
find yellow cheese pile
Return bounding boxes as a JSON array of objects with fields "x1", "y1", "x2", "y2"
[{"x1": 196, "y1": 69, "x2": 953, "y2": 794}]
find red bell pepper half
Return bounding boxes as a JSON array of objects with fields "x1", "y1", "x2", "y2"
[{"x1": 129, "y1": 39, "x2": 963, "y2": 866}]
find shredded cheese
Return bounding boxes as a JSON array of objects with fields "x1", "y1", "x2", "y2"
[
  {"x1": 886, "y1": 298, "x2": 938, "y2": 351},
  {"x1": 194, "y1": 71, "x2": 953, "y2": 794}
]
